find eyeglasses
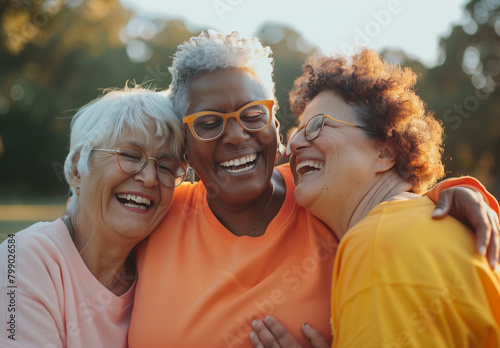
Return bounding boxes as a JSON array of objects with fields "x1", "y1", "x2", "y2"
[
  {"x1": 286, "y1": 114, "x2": 366, "y2": 155},
  {"x1": 183, "y1": 100, "x2": 274, "y2": 142},
  {"x1": 93, "y1": 145, "x2": 186, "y2": 188}
]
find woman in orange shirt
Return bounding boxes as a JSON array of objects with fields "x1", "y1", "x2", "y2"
[{"x1": 129, "y1": 31, "x2": 499, "y2": 348}]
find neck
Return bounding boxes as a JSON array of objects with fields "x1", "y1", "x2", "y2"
[
  {"x1": 322, "y1": 170, "x2": 414, "y2": 240},
  {"x1": 69, "y1": 211, "x2": 136, "y2": 296},
  {"x1": 206, "y1": 170, "x2": 286, "y2": 237}
]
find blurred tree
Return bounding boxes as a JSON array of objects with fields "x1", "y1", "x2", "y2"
[
  {"x1": 1, "y1": 0, "x2": 498, "y2": 202},
  {"x1": 0, "y1": 1, "x2": 314, "y2": 202},
  {"x1": 0, "y1": 0, "x2": 134, "y2": 200},
  {"x1": 257, "y1": 23, "x2": 317, "y2": 140},
  {"x1": 413, "y1": 0, "x2": 500, "y2": 198}
]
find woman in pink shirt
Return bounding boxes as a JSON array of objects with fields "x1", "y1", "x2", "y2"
[{"x1": 0, "y1": 86, "x2": 186, "y2": 347}]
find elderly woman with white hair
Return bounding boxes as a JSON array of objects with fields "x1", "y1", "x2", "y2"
[{"x1": 0, "y1": 86, "x2": 186, "y2": 347}]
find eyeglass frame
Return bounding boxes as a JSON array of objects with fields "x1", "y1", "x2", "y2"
[
  {"x1": 92, "y1": 145, "x2": 187, "y2": 188},
  {"x1": 286, "y1": 114, "x2": 367, "y2": 155},
  {"x1": 183, "y1": 100, "x2": 275, "y2": 142}
]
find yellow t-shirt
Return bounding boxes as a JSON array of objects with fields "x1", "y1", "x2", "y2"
[
  {"x1": 332, "y1": 196, "x2": 500, "y2": 347},
  {"x1": 129, "y1": 164, "x2": 337, "y2": 348}
]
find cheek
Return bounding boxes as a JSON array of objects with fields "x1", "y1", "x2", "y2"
[
  {"x1": 187, "y1": 140, "x2": 216, "y2": 170},
  {"x1": 83, "y1": 166, "x2": 121, "y2": 205},
  {"x1": 257, "y1": 129, "x2": 278, "y2": 154}
]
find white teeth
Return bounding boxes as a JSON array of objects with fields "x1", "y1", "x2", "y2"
[
  {"x1": 219, "y1": 154, "x2": 257, "y2": 168},
  {"x1": 296, "y1": 160, "x2": 324, "y2": 171},
  {"x1": 116, "y1": 193, "x2": 152, "y2": 206},
  {"x1": 296, "y1": 160, "x2": 324, "y2": 179},
  {"x1": 223, "y1": 163, "x2": 256, "y2": 173},
  {"x1": 124, "y1": 203, "x2": 147, "y2": 210}
]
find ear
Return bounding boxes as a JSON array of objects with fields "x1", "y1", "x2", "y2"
[
  {"x1": 70, "y1": 152, "x2": 82, "y2": 189},
  {"x1": 274, "y1": 117, "x2": 282, "y2": 144},
  {"x1": 374, "y1": 142, "x2": 396, "y2": 174}
]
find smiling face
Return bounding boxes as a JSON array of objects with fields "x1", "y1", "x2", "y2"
[
  {"x1": 72, "y1": 126, "x2": 176, "y2": 242},
  {"x1": 184, "y1": 68, "x2": 279, "y2": 204},
  {"x1": 289, "y1": 91, "x2": 383, "y2": 221}
]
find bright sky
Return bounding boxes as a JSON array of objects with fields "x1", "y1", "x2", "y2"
[{"x1": 119, "y1": 0, "x2": 470, "y2": 67}]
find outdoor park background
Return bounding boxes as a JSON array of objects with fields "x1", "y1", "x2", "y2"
[{"x1": 1, "y1": 0, "x2": 499, "y2": 241}]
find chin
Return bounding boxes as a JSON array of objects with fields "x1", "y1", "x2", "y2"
[
  {"x1": 294, "y1": 185, "x2": 315, "y2": 210},
  {"x1": 296, "y1": 182, "x2": 329, "y2": 218}
]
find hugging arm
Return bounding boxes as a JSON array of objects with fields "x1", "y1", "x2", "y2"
[{"x1": 428, "y1": 177, "x2": 500, "y2": 269}]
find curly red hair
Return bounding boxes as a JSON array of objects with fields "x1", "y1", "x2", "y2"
[{"x1": 289, "y1": 48, "x2": 445, "y2": 193}]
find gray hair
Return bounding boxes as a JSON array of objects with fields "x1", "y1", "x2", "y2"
[
  {"x1": 63, "y1": 86, "x2": 183, "y2": 214},
  {"x1": 168, "y1": 30, "x2": 276, "y2": 118}
]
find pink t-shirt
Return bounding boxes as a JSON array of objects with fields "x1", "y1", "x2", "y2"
[{"x1": 0, "y1": 219, "x2": 135, "y2": 347}]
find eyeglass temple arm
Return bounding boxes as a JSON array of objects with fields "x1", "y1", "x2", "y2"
[{"x1": 323, "y1": 114, "x2": 360, "y2": 127}]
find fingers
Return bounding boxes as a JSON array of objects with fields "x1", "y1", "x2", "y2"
[
  {"x1": 473, "y1": 204, "x2": 490, "y2": 257},
  {"x1": 302, "y1": 323, "x2": 330, "y2": 348},
  {"x1": 431, "y1": 189, "x2": 453, "y2": 219},
  {"x1": 439, "y1": 186, "x2": 500, "y2": 269},
  {"x1": 250, "y1": 320, "x2": 279, "y2": 348},
  {"x1": 465, "y1": 193, "x2": 493, "y2": 258},
  {"x1": 249, "y1": 327, "x2": 268, "y2": 348},
  {"x1": 486, "y1": 208, "x2": 500, "y2": 269},
  {"x1": 250, "y1": 317, "x2": 304, "y2": 348}
]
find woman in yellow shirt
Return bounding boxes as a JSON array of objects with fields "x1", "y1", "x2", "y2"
[{"x1": 250, "y1": 48, "x2": 500, "y2": 347}]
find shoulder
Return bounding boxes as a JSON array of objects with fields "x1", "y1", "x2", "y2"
[
  {"x1": 0, "y1": 220, "x2": 68, "y2": 255},
  {"x1": 338, "y1": 197, "x2": 479, "y2": 286},
  {"x1": 0, "y1": 220, "x2": 72, "y2": 291},
  {"x1": 276, "y1": 163, "x2": 292, "y2": 183},
  {"x1": 347, "y1": 196, "x2": 472, "y2": 249},
  {"x1": 170, "y1": 180, "x2": 206, "y2": 207}
]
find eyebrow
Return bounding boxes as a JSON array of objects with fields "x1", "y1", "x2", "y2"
[
  {"x1": 124, "y1": 141, "x2": 144, "y2": 148},
  {"x1": 194, "y1": 100, "x2": 261, "y2": 114}
]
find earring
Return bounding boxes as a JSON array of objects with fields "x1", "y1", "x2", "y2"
[
  {"x1": 75, "y1": 185, "x2": 80, "y2": 196},
  {"x1": 183, "y1": 152, "x2": 195, "y2": 184}
]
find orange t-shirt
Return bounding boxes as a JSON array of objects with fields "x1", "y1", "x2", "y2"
[{"x1": 129, "y1": 164, "x2": 337, "y2": 348}]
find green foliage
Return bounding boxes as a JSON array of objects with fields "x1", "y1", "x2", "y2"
[
  {"x1": 0, "y1": 0, "x2": 498, "y2": 201},
  {"x1": 416, "y1": 0, "x2": 500, "y2": 197}
]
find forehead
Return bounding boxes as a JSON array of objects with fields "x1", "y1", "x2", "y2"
[
  {"x1": 187, "y1": 69, "x2": 267, "y2": 115},
  {"x1": 110, "y1": 126, "x2": 171, "y2": 152},
  {"x1": 302, "y1": 91, "x2": 354, "y2": 124}
]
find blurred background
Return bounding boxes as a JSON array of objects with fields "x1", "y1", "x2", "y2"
[{"x1": 1, "y1": 0, "x2": 499, "y2": 239}]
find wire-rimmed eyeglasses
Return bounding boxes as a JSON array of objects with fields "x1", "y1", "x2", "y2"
[{"x1": 93, "y1": 145, "x2": 186, "y2": 188}]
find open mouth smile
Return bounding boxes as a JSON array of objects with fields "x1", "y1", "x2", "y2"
[
  {"x1": 218, "y1": 153, "x2": 258, "y2": 174},
  {"x1": 296, "y1": 160, "x2": 324, "y2": 179},
  {"x1": 116, "y1": 193, "x2": 153, "y2": 210}
]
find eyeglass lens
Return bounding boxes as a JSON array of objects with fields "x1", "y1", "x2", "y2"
[
  {"x1": 305, "y1": 114, "x2": 325, "y2": 140},
  {"x1": 118, "y1": 146, "x2": 185, "y2": 187},
  {"x1": 192, "y1": 103, "x2": 270, "y2": 140}
]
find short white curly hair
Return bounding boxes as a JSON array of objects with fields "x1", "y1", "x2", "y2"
[
  {"x1": 63, "y1": 86, "x2": 183, "y2": 214},
  {"x1": 168, "y1": 30, "x2": 277, "y2": 118}
]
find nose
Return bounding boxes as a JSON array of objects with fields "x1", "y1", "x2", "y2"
[
  {"x1": 221, "y1": 117, "x2": 250, "y2": 145},
  {"x1": 288, "y1": 128, "x2": 310, "y2": 155},
  {"x1": 134, "y1": 159, "x2": 159, "y2": 187}
]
